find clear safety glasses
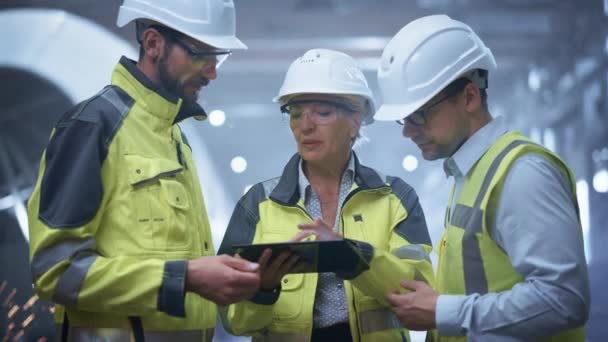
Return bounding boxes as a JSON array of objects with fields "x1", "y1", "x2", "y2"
[{"x1": 280, "y1": 100, "x2": 355, "y2": 125}]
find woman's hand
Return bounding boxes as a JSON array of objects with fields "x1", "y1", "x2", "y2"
[{"x1": 292, "y1": 218, "x2": 342, "y2": 241}]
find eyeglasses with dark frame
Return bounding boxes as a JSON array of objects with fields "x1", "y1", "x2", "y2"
[
  {"x1": 396, "y1": 78, "x2": 471, "y2": 126},
  {"x1": 280, "y1": 99, "x2": 355, "y2": 125},
  {"x1": 151, "y1": 25, "x2": 232, "y2": 69}
]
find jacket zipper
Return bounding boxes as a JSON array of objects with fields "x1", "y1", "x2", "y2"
[{"x1": 340, "y1": 187, "x2": 366, "y2": 341}]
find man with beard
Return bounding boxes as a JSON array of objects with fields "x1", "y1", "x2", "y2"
[{"x1": 26, "y1": 1, "x2": 261, "y2": 341}]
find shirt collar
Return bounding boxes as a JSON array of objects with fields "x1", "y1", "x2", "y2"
[
  {"x1": 298, "y1": 153, "x2": 355, "y2": 202},
  {"x1": 270, "y1": 152, "x2": 385, "y2": 206},
  {"x1": 443, "y1": 116, "x2": 508, "y2": 178}
]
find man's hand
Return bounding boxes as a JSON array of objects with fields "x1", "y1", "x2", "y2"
[
  {"x1": 257, "y1": 248, "x2": 300, "y2": 290},
  {"x1": 293, "y1": 219, "x2": 342, "y2": 241},
  {"x1": 387, "y1": 280, "x2": 438, "y2": 331},
  {"x1": 186, "y1": 255, "x2": 260, "y2": 306}
]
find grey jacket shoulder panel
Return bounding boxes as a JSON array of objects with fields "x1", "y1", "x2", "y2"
[
  {"x1": 387, "y1": 176, "x2": 432, "y2": 246},
  {"x1": 218, "y1": 178, "x2": 280, "y2": 255},
  {"x1": 38, "y1": 86, "x2": 134, "y2": 229}
]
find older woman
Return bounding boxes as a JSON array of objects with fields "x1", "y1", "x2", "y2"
[{"x1": 218, "y1": 49, "x2": 434, "y2": 341}]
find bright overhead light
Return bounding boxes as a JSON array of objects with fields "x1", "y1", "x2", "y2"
[
  {"x1": 231, "y1": 156, "x2": 247, "y2": 173},
  {"x1": 528, "y1": 68, "x2": 541, "y2": 91},
  {"x1": 593, "y1": 169, "x2": 608, "y2": 193},
  {"x1": 209, "y1": 109, "x2": 226, "y2": 127},
  {"x1": 402, "y1": 155, "x2": 418, "y2": 172}
]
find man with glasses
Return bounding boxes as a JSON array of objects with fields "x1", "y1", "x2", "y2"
[
  {"x1": 27, "y1": 1, "x2": 261, "y2": 341},
  {"x1": 375, "y1": 15, "x2": 590, "y2": 341},
  {"x1": 217, "y1": 48, "x2": 434, "y2": 342}
]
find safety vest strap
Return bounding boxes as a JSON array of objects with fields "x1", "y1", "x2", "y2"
[
  {"x1": 449, "y1": 139, "x2": 537, "y2": 295},
  {"x1": 450, "y1": 204, "x2": 482, "y2": 233},
  {"x1": 472, "y1": 140, "x2": 533, "y2": 208}
]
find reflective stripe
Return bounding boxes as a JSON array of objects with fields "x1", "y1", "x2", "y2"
[
  {"x1": 100, "y1": 87, "x2": 131, "y2": 119},
  {"x1": 57, "y1": 326, "x2": 213, "y2": 342},
  {"x1": 359, "y1": 308, "x2": 401, "y2": 335},
  {"x1": 473, "y1": 140, "x2": 532, "y2": 208},
  {"x1": 391, "y1": 244, "x2": 430, "y2": 261},
  {"x1": 253, "y1": 332, "x2": 308, "y2": 342},
  {"x1": 450, "y1": 204, "x2": 482, "y2": 233},
  {"x1": 31, "y1": 238, "x2": 95, "y2": 281},
  {"x1": 99, "y1": 86, "x2": 133, "y2": 148},
  {"x1": 462, "y1": 231, "x2": 487, "y2": 295},
  {"x1": 52, "y1": 253, "x2": 97, "y2": 306},
  {"x1": 451, "y1": 204, "x2": 488, "y2": 294},
  {"x1": 450, "y1": 140, "x2": 532, "y2": 295}
]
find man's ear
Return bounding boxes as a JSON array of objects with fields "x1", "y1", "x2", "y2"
[
  {"x1": 463, "y1": 82, "x2": 481, "y2": 112},
  {"x1": 141, "y1": 28, "x2": 166, "y2": 61}
]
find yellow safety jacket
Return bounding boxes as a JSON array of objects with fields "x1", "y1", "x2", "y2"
[
  {"x1": 218, "y1": 153, "x2": 435, "y2": 342},
  {"x1": 27, "y1": 57, "x2": 216, "y2": 341},
  {"x1": 435, "y1": 132, "x2": 585, "y2": 342}
]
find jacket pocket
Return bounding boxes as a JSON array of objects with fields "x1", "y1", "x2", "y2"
[
  {"x1": 125, "y1": 154, "x2": 191, "y2": 251},
  {"x1": 272, "y1": 273, "x2": 306, "y2": 321}
]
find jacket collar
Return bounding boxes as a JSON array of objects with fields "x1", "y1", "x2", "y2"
[
  {"x1": 270, "y1": 152, "x2": 386, "y2": 206},
  {"x1": 113, "y1": 57, "x2": 207, "y2": 124}
]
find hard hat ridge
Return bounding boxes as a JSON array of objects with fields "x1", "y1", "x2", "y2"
[
  {"x1": 276, "y1": 49, "x2": 376, "y2": 125},
  {"x1": 117, "y1": 0, "x2": 247, "y2": 50},
  {"x1": 375, "y1": 14, "x2": 496, "y2": 121}
]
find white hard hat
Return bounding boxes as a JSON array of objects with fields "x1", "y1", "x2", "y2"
[
  {"x1": 116, "y1": 0, "x2": 247, "y2": 50},
  {"x1": 374, "y1": 14, "x2": 496, "y2": 121},
  {"x1": 275, "y1": 49, "x2": 376, "y2": 125}
]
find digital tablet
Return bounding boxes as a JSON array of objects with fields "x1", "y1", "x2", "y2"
[{"x1": 231, "y1": 239, "x2": 365, "y2": 274}]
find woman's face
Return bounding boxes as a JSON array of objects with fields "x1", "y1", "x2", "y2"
[{"x1": 286, "y1": 94, "x2": 361, "y2": 165}]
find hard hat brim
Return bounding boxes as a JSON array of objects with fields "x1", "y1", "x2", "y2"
[
  {"x1": 193, "y1": 34, "x2": 247, "y2": 50},
  {"x1": 374, "y1": 102, "x2": 423, "y2": 122}
]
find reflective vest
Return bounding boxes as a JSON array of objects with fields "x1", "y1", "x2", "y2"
[
  {"x1": 27, "y1": 57, "x2": 216, "y2": 341},
  {"x1": 218, "y1": 153, "x2": 435, "y2": 342},
  {"x1": 435, "y1": 132, "x2": 584, "y2": 342}
]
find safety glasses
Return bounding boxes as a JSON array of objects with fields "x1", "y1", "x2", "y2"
[
  {"x1": 281, "y1": 100, "x2": 354, "y2": 125},
  {"x1": 396, "y1": 78, "x2": 471, "y2": 126},
  {"x1": 151, "y1": 25, "x2": 232, "y2": 69}
]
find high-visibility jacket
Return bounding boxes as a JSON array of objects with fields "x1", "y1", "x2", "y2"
[
  {"x1": 218, "y1": 153, "x2": 435, "y2": 342},
  {"x1": 435, "y1": 132, "x2": 585, "y2": 342},
  {"x1": 27, "y1": 57, "x2": 216, "y2": 341}
]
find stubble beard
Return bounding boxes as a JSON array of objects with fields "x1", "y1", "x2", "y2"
[{"x1": 158, "y1": 51, "x2": 198, "y2": 106}]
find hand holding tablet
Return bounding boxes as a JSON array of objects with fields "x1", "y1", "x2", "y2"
[{"x1": 231, "y1": 239, "x2": 366, "y2": 274}]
